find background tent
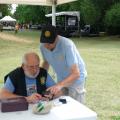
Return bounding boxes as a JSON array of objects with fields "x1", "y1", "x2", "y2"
[
  {"x1": 0, "y1": 16, "x2": 16, "y2": 30},
  {"x1": 46, "y1": 11, "x2": 80, "y2": 37},
  {"x1": 0, "y1": 16, "x2": 16, "y2": 22}
]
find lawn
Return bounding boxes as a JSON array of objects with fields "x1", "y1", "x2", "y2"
[{"x1": 0, "y1": 30, "x2": 120, "y2": 120}]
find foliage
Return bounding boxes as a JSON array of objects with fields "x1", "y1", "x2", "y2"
[
  {"x1": 14, "y1": 5, "x2": 47, "y2": 24},
  {"x1": 105, "y1": 3, "x2": 120, "y2": 27},
  {"x1": 0, "y1": 4, "x2": 11, "y2": 17},
  {"x1": 91, "y1": 0, "x2": 120, "y2": 12},
  {"x1": 105, "y1": 3, "x2": 120, "y2": 34},
  {"x1": 80, "y1": 0, "x2": 100, "y2": 25},
  {"x1": 56, "y1": 3, "x2": 71, "y2": 12}
]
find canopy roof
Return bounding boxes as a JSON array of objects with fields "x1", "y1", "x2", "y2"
[
  {"x1": 0, "y1": 0, "x2": 77, "y2": 6},
  {"x1": 0, "y1": 16, "x2": 16, "y2": 22},
  {"x1": 46, "y1": 11, "x2": 80, "y2": 21}
]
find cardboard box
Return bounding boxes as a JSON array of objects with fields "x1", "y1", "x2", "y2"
[{"x1": 1, "y1": 97, "x2": 28, "y2": 112}]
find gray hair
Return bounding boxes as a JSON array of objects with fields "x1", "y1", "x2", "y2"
[{"x1": 22, "y1": 52, "x2": 40, "y2": 64}]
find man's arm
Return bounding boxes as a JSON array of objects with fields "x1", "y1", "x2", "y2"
[
  {"x1": 47, "y1": 64, "x2": 80, "y2": 95},
  {"x1": 0, "y1": 88, "x2": 42, "y2": 104},
  {"x1": 0, "y1": 88, "x2": 19, "y2": 99},
  {"x1": 0, "y1": 77, "x2": 17, "y2": 99},
  {"x1": 45, "y1": 73, "x2": 66, "y2": 99},
  {"x1": 58, "y1": 64, "x2": 80, "y2": 87},
  {"x1": 0, "y1": 77, "x2": 42, "y2": 103}
]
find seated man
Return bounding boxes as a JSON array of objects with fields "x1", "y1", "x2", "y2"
[{"x1": 0, "y1": 52, "x2": 56, "y2": 103}]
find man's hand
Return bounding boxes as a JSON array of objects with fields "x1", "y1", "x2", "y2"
[
  {"x1": 47, "y1": 84, "x2": 62, "y2": 95},
  {"x1": 25, "y1": 93, "x2": 42, "y2": 104},
  {"x1": 41, "y1": 94, "x2": 54, "y2": 101}
]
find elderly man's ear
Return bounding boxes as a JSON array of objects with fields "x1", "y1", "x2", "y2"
[{"x1": 21, "y1": 64, "x2": 25, "y2": 70}]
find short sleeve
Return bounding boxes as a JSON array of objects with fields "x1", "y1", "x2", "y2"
[
  {"x1": 64, "y1": 43, "x2": 78, "y2": 68},
  {"x1": 3, "y1": 77, "x2": 15, "y2": 92}
]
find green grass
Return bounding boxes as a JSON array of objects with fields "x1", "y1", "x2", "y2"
[
  {"x1": 0, "y1": 30, "x2": 120, "y2": 120},
  {"x1": 111, "y1": 116, "x2": 120, "y2": 120}
]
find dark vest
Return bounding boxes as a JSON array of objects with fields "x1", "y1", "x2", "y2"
[{"x1": 4, "y1": 67, "x2": 47, "y2": 96}]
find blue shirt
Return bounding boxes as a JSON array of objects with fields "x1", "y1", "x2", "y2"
[
  {"x1": 40, "y1": 36, "x2": 87, "y2": 88},
  {"x1": 4, "y1": 73, "x2": 55, "y2": 96}
]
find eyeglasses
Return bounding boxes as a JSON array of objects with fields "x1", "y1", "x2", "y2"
[{"x1": 26, "y1": 64, "x2": 39, "y2": 69}]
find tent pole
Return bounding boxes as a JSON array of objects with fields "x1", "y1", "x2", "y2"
[{"x1": 52, "y1": 3, "x2": 56, "y2": 26}]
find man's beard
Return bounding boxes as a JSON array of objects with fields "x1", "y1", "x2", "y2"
[{"x1": 25, "y1": 69, "x2": 40, "y2": 78}]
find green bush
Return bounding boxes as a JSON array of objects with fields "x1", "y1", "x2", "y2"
[
  {"x1": 105, "y1": 3, "x2": 120, "y2": 35},
  {"x1": 81, "y1": 0, "x2": 100, "y2": 25}
]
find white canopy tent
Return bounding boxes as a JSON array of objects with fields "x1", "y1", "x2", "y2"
[
  {"x1": 0, "y1": 16, "x2": 16, "y2": 22},
  {"x1": 0, "y1": 0, "x2": 77, "y2": 6},
  {"x1": 0, "y1": 0, "x2": 77, "y2": 26},
  {"x1": 46, "y1": 11, "x2": 80, "y2": 21},
  {"x1": 0, "y1": 16, "x2": 16, "y2": 30}
]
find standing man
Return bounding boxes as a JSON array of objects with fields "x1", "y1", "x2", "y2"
[
  {"x1": 15, "y1": 23, "x2": 19, "y2": 34},
  {"x1": 40, "y1": 25, "x2": 87, "y2": 103}
]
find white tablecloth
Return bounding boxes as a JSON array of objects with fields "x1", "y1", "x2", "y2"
[{"x1": 0, "y1": 96, "x2": 97, "y2": 120}]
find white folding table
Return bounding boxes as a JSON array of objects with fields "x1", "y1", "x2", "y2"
[{"x1": 0, "y1": 96, "x2": 97, "y2": 120}]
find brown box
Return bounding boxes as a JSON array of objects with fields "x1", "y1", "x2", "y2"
[{"x1": 1, "y1": 97, "x2": 28, "y2": 112}]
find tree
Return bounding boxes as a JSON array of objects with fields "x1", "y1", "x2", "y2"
[
  {"x1": 105, "y1": 3, "x2": 120, "y2": 35},
  {"x1": 80, "y1": 0, "x2": 100, "y2": 25},
  {"x1": 92, "y1": 0, "x2": 120, "y2": 11},
  {"x1": 0, "y1": 4, "x2": 11, "y2": 17},
  {"x1": 14, "y1": 5, "x2": 47, "y2": 24},
  {"x1": 14, "y1": 5, "x2": 25, "y2": 23},
  {"x1": 56, "y1": 3, "x2": 71, "y2": 12}
]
